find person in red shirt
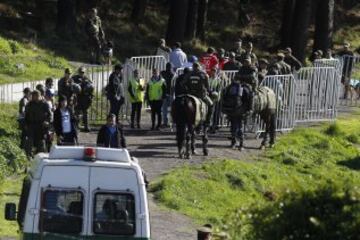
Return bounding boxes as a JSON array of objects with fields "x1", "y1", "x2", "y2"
[
  {"x1": 200, "y1": 47, "x2": 219, "y2": 75},
  {"x1": 217, "y1": 48, "x2": 229, "y2": 70}
]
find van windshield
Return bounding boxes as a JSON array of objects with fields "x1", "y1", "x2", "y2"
[
  {"x1": 40, "y1": 189, "x2": 84, "y2": 234},
  {"x1": 93, "y1": 192, "x2": 136, "y2": 235}
]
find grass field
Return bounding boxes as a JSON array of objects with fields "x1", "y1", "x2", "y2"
[{"x1": 151, "y1": 112, "x2": 360, "y2": 238}]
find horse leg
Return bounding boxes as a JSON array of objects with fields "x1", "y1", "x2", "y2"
[
  {"x1": 238, "y1": 117, "x2": 245, "y2": 151},
  {"x1": 260, "y1": 112, "x2": 269, "y2": 150},
  {"x1": 230, "y1": 117, "x2": 237, "y2": 149},
  {"x1": 176, "y1": 124, "x2": 185, "y2": 159},
  {"x1": 203, "y1": 124, "x2": 209, "y2": 156},
  {"x1": 190, "y1": 125, "x2": 197, "y2": 155},
  {"x1": 185, "y1": 126, "x2": 192, "y2": 159},
  {"x1": 269, "y1": 111, "x2": 276, "y2": 148}
]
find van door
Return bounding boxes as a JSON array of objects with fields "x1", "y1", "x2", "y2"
[
  {"x1": 88, "y1": 166, "x2": 142, "y2": 237},
  {"x1": 34, "y1": 166, "x2": 90, "y2": 238}
]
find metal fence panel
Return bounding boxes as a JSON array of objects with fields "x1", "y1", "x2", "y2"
[{"x1": 338, "y1": 55, "x2": 360, "y2": 106}]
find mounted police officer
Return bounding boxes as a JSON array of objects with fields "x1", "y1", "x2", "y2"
[
  {"x1": 73, "y1": 66, "x2": 94, "y2": 132},
  {"x1": 105, "y1": 64, "x2": 125, "y2": 123},
  {"x1": 184, "y1": 62, "x2": 214, "y2": 128},
  {"x1": 86, "y1": 8, "x2": 105, "y2": 64}
]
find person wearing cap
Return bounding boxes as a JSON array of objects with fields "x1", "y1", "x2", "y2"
[
  {"x1": 337, "y1": 42, "x2": 355, "y2": 99},
  {"x1": 24, "y1": 90, "x2": 52, "y2": 157},
  {"x1": 54, "y1": 96, "x2": 78, "y2": 145},
  {"x1": 145, "y1": 68, "x2": 167, "y2": 130},
  {"x1": 240, "y1": 42, "x2": 258, "y2": 66},
  {"x1": 128, "y1": 69, "x2": 145, "y2": 129},
  {"x1": 169, "y1": 42, "x2": 187, "y2": 70},
  {"x1": 223, "y1": 52, "x2": 241, "y2": 71},
  {"x1": 232, "y1": 39, "x2": 245, "y2": 62},
  {"x1": 275, "y1": 53, "x2": 292, "y2": 75},
  {"x1": 184, "y1": 62, "x2": 214, "y2": 127},
  {"x1": 73, "y1": 66, "x2": 94, "y2": 132},
  {"x1": 105, "y1": 64, "x2": 125, "y2": 122},
  {"x1": 218, "y1": 48, "x2": 229, "y2": 70},
  {"x1": 97, "y1": 113, "x2": 126, "y2": 148},
  {"x1": 155, "y1": 38, "x2": 171, "y2": 62},
  {"x1": 18, "y1": 87, "x2": 31, "y2": 150},
  {"x1": 86, "y1": 8, "x2": 105, "y2": 64},
  {"x1": 200, "y1": 47, "x2": 219, "y2": 75},
  {"x1": 283, "y1": 47, "x2": 302, "y2": 71},
  {"x1": 197, "y1": 224, "x2": 213, "y2": 240},
  {"x1": 160, "y1": 62, "x2": 174, "y2": 128}
]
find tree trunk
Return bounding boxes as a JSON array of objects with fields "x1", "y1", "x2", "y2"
[
  {"x1": 290, "y1": 0, "x2": 312, "y2": 63},
  {"x1": 185, "y1": 0, "x2": 199, "y2": 40},
  {"x1": 196, "y1": 0, "x2": 208, "y2": 41},
  {"x1": 166, "y1": 0, "x2": 189, "y2": 45},
  {"x1": 131, "y1": 0, "x2": 148, "y2": 24},
  {"x1": 280, "y1": 0, "x2": 296, "y2": 48},
  {"x1": 56, "y1": 0, "x2": 77, "y2": 36},
  {"x1": 313, "y1": 0, "x2": 334, "y2": 53}
]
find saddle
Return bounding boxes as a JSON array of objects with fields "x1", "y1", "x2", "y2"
[
  {"x1": 186, "y1": 95, "x2": 208, "y2": 126},
  {"x1": 253, "y1": 86, "x2": 277, "y2": 112}
]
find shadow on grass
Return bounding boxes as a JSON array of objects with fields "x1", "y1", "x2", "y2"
[{"x1": 338, "y1": 156, "x2": 360, "y2": 170}]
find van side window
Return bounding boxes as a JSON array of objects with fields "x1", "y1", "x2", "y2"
[
  {"x1": 93, "y1": 193, "x2": 135, "y2": 235},
  {"x1": 40, "y1": 189, "x2": 84, "y2": 234}
]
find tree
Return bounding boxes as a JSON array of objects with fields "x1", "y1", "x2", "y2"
[
  {"x1": 185, "y1": 0, "x2": 199, "y2": 40},
  {"x1": 196, "y1": 0, "x2": 208, "y2": 41},
  {"x1": 280, "y1": 0, "x2": 296, "y2": 48},
  {"x1": 166, "y1": 0, "x2": 189, "y2": 44},
  {"x1": 289, "y1": 0, "x2": 312, "y2": 63},
  {"x1": 131, "y1": 0, "x2": 148, "y2": 24},
  {"x1": 56, "y1": 0, "x2": 77, "y2": 36},
  {"x1": 313, "y1": 0, "x2": 334, "y2": 53}
]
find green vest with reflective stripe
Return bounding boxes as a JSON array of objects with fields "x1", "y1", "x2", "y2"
[
  {"x1": 129, "y1": 78, "x2": 144, "y2": 103},
  {"x1": 148, "y1": 78, "x2": 164, "y2": 101}
]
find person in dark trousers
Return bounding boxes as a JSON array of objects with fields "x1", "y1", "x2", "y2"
[
  {"x1": 54, "y1": 96, "x2": 78, "y2": 145},
  {"x1": 128, "y1": 69, "x2": 145, "y2": 129},
  {"x1": 105, "y1": 64, "x2": 125, "y2": 122},
  {"x1": 160, "y1": 62, "x2": 174, "y2": 128},
  {"x1": 284, "y1": 47, "x2": 302, "y2": 72},
  {"x1": 97, "y1": 114, "x2": 126, "y2": 148},
  {"x1": 18, "y1": 87, "x2": 31, "y2": 150},
  {"x1": 146, "y1": 68, "x2": 166, "y2": 130}
]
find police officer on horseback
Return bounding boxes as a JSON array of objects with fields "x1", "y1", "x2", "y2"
[{"x1": 184, "y1": 62, "x2": 214, "y2": 128}]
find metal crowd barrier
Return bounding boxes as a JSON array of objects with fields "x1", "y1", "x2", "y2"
[
  {"x1": 294, "y1": 67, "x2": 338, "y2": 122},
  {"x1": 338, "y1": 55, "x2": 360, "y2": 106}
]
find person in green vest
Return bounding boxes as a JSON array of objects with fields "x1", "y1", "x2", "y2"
[
  {"x1": 145, "y1": 68, "x2": 166, "y2": 130},
  {"x1": 128, "y1": 69, "x2": 145, "y2": 129}
]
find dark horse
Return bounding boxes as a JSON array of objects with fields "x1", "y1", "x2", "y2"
[
  {"x1": 171, "y1": 96, "x2": 209, "y2": 159},
  {"x1": 223, "y1": 84, "x2": 277, "y2": 150}
]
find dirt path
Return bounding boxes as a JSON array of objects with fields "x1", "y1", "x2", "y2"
[{"x1": 79, "y1": 122, "x2": 266, "y2": 240}]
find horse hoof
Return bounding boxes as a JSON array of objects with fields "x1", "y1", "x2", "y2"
[
  {"x1": 185, "y1": 153, "x2": 191, "y2": 159},
  {"x1": 260, "y1": 145, "x2": 266, "y2": 150},
  {"x1": 238, "y1": 146, "x2": 245, "y2": 152},
  {"x1": 203, "y1": 149, "x2": 209, "y2": 156},
  {"x1": 269, "y1": 144, "x2": 275, "y2": 149},
  {"x1": 192, "y1": 150, "x2": 198, "y2": 155}
]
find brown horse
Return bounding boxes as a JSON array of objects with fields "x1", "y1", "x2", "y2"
[{"x1": 171, "y1": 95, "x2": 209, "y2": 159}]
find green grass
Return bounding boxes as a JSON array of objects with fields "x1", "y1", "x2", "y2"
[
  {"x1": 0, "y1": 36, "x2": 71, "y2": 84},
  {"x1": 151, "y1": 113, "x2": 360, "y2": 237}
]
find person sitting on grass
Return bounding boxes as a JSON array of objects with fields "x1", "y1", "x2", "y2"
[{"x1": 97, "y1": 113, "x2": 126, "y2": 148}]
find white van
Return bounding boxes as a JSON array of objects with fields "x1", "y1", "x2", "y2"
[{"x1": 5, "y1": 146, "x2": 150, "y2": 240}]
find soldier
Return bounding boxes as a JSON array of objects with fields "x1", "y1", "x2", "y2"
[
  {"x1": 128, "y1": 69, "x2": 145, "y2": 129},
  {"x1": 275, "y1": 53, "x2": 292, "y2": 75},
  {"x1": 258, "y1": 58, "x2": 269, "y2": 84},
  {"x1": 105, "y1": 64, "x2": 125, "y2": 122},
  {"x1": 184, "y1": 62, "x2": 214, "y2": 128},
  {"x1": 24, "y1": 90, "x2": 51, "y2": 158},
  {"x1": 208, "y1": 67, "x2": 221, "y2": 133},
  {"x1": 18, "y1": 87, "x2": 31, "y2": 150},
  {"x1": 145, "y1": 68, "x2": 166, "y2": 130},
  {"x1": 86, "y1": 8, "x2": 105, "y2": 64},
  {"x1": 223, "y1": 52, "x2": 242, "y2": 71},
  {"x1": 197, "y1": 224, "x2": 213, "y2": 240},
  {"x1": 283, "y1": 47, "x2": 302, "y2": 71},
  {"x1": 73, "y1": 66, "x2": 94, "y2": 132},
  {"x1": 58, "y1": 68, "x2": 72, "y2": 97},
  {"x1": 240, "y1": 42, "x2": 258, "y2": 66}
]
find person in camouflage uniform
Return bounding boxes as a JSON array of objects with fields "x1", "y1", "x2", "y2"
[
  {"x1": 86, "y1": 8, "x2": 105, "y2": 64},
  {"x1": 73, "y1": 66, "x2": 94, "y2": 132}
]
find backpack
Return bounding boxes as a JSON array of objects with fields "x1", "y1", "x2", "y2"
[{"x1": 221, "y1": 83, "x2": 243, "y2": 115}]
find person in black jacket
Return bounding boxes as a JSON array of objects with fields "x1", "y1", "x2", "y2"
[
  {"x1": 53, "y1": 96, "x2": 78, "y2": 145},
  {"x1": 97, "y1": 114, "x2": 126, "y2": 148},
  {"x1": 105, "y1": 64, "x2": 125, "y2": 122}
]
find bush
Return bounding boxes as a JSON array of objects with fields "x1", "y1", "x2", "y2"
[{"x1": 225, "y1": 185, "x2": 360, "y2": 240}]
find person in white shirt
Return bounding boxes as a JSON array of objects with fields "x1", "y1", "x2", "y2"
[{"x1": 169, "y1": 42, "x2": 187, "y2": 70}]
